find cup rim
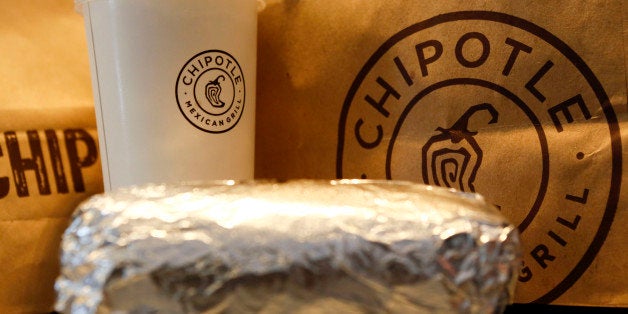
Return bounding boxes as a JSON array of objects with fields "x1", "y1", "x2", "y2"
[{"x1": 75, "y1": 0, "x2": 266, "y2": 13}]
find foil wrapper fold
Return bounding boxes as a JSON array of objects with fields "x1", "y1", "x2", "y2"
[{"x1": 55, "y1": 180, "x2": 520, "y2": 313}]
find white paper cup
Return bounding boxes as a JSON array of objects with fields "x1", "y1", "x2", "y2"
[{"x1": 76, "y1": 0, "x2": 259, "y2": 190}]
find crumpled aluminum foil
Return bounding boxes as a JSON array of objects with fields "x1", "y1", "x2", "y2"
[{"x1": 55, "y1": 180, "x2": 520, "y2": 313}]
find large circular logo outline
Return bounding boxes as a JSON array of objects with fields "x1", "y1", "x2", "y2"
[
  {"x1": 176, "y1": 49, "x2": 246, "y2": 134},
  {"x1": 336, "y1": 11, "x2": 622, "y2": 303},
  {"x1": 385, "y1": 78, "x2": 549, "y2": 234}
]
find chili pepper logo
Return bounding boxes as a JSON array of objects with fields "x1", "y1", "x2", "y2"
[
  {"x1": 205, "y1": 75, "x2": 226, "y2": 108},
  {"x1": 421, "y1": 103, "x2": 498, "y2": 192}
]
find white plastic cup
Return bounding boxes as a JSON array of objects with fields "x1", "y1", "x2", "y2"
[{"x1": 76, "y1": 0, "x2": 259, "y2": 190}]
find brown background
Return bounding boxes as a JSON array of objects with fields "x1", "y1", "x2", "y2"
[
  {"x1": 255, "y1": 0, "x2": 628, "y2": 307},
  {"x1": 0, "y1": 0, "x2": 625, "y2": 312}
]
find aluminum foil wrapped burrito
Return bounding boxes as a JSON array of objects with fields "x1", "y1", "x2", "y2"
[{"x1": 55, "y1": 180, "x2": 520, "y2": 313}]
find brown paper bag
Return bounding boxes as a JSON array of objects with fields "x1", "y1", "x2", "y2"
[
  {"x1": 0, "y1": 1, "x2": 102, "y2": 312},
  {"x1": 2, "y1": 0, "x2": 626, "y2": 311},
  {"x1": 256, "y1": 0, "x2": 628, "y2": 307}
]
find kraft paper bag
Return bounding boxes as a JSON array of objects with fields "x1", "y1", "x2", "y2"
[
  {"x1": 256, "y1": 0, "x2": 628, "y2": 307},
  {"x1": 2, "y1": 0, "x2": 626, "y2": 311},
  {"x1": 0, "y1": 1, "x2": 102, "y2": 312}
]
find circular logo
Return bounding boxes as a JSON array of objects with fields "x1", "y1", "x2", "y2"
[
  {"x1": 337, "y1": 11, "x2": 621, "y2": 303},
  {"x1": 176, "y1": 50, "x2": 245, "y2": 133}
]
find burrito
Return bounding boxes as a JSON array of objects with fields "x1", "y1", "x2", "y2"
[{"x1": 55, "y1": 180, "x2": 520, "y2": 313}]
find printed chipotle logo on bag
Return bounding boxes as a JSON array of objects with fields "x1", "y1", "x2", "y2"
[
  {"x1": 337, "y1": 11, "x2": 622, "y2": 303},
  {"x1": 0, "y1": 129, "x2": 99, "y2": 199}
]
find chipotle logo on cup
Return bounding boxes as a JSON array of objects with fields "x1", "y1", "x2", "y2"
[
  {"x1": 176, "y1": 50, "x2": 246, "y2": 133},
  {"x1": 337, "y1": 11, "x2": 622, "y2": 303}
]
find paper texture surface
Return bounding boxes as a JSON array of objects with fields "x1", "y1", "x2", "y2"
[
  {"x1": 0, "y1": 1, "x2": 102, "y2": 312},
  {"x1": 256, "y1": 0, "x2": 627, "y2": 306}
]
